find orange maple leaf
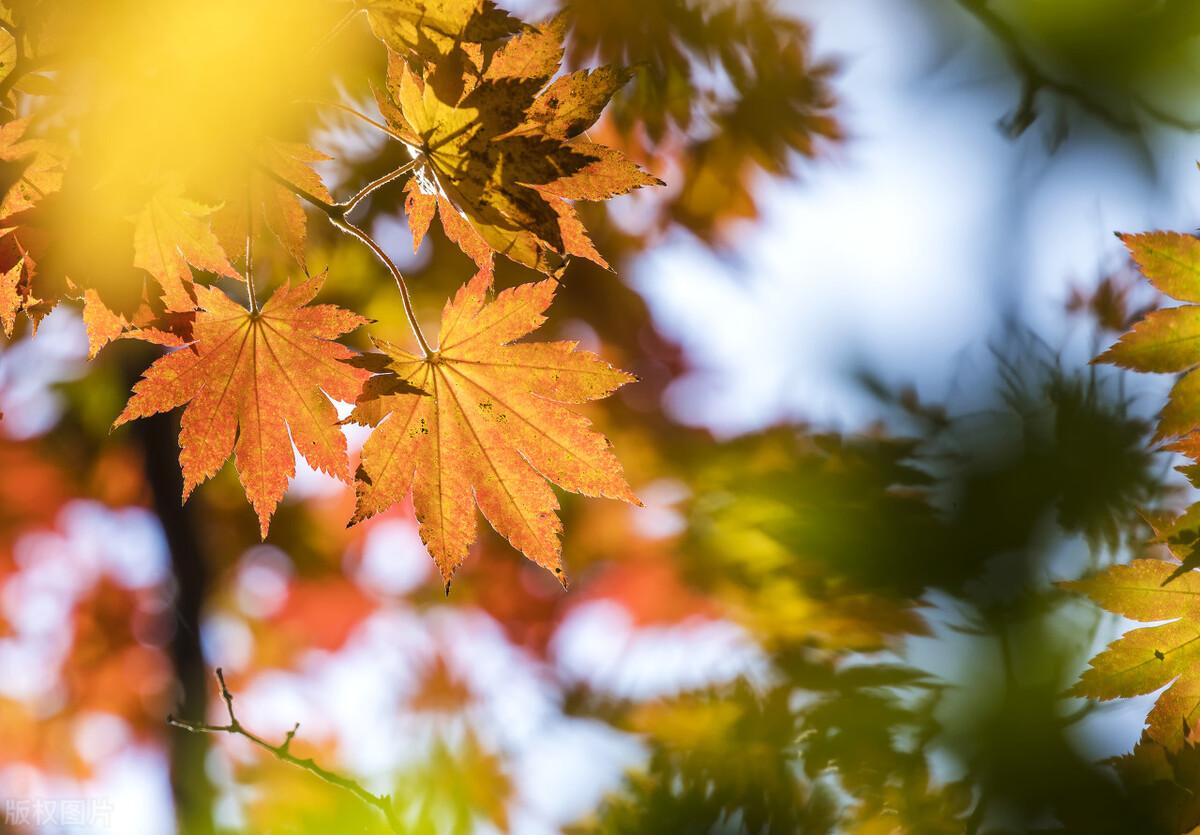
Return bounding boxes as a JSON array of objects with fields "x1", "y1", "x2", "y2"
[
  {"x1": 346, "y1": 271, "x2": 640, "y2": 586},
  {"x1": 0, "y1": 257, "x2": 24, "y2": 338},
  {"x1": 115, "y1": 272, "x2": 371, "y2": 536},
  {"x1": 212, "y1": 141, "x2": 334, "y2": 268},
  {"x1": 132, "y1": 177, "x2": 240, "y2": 312}
]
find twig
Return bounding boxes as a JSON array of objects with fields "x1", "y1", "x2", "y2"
[
  {"x1": 245, "y1": 179, "x2": 259, "y2": 314},
  {"x1": 258, "y1": 166, "x2": 343, "y2": 217},
  {"x1": 309, "y1": 5, "x2": 359, "y2": 58},
  {"x1": 344, "y1": 160, "x2": 418, "y2": 214},
  {"x1": 955, "y1": 0, "x2": 1200, "y2": 135},
  {"x1": 168, "y1": 668, "x2": 403, "y2": 834},
  {"x1": 258, "y1": 164, "x2": 434, "y2": 357},
  {"x1": 1132, "y1": 94, "x2": 1200, "y2": 133},
  {"x1": 303, "y1": 99, "x2": 415, "y2": 145},
  {"x1": 332, "y1": 214, "x2": 433, "y2": 356}
]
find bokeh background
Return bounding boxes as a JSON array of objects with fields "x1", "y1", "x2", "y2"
[{"x1": 3, "y1": 0, "x2": 1200, "y2": 832}]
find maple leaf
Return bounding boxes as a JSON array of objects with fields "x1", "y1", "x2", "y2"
[
  {"x1": 1063, "y1": 559, "x2": 1200, "y2": 750},
  {"x1": 133, "y1": 178, "x2": 239, "y2": 312},
  {"x1": 1, "y1": 165, "x2": 240, "y2": 349},
  {"x1": 0, "y1": 119, "x2": 64, "y2": 332},
  {"x1": 1108, "y1": 731, "x2": 1200, "y2": 835},
  {"x1": 78, "y1": 288, "x2": 189, "y2": 359},
  {"x1": 0, "y1": 117, "x2": 63, "y2": 222},
  {"x1": 346, "y1": 270, "x2": 640, "y2": 585},
  {"x1": 360, "y1": 0, "x2": 519, "y2": 63},
  {"x1": 1, "y1": 167, "x2": 237, "y2": 353},
  {"x1": 212, "y1": 141, "x2": 333, "y2": 267},
  {"x1": 0, "y1": 256, "x2": 23, "y2": 338},
  {"x1": 114, "y1": 272, "x2": 371, "y2": 537},
  {"x1": 1098, "y1": 233, "x2": 1200, "y2": 452},
  {"x1": 81, "y1": 289, "x2": 129, "y2": 359},
  {"x1": 377, "y1": 16, "x2": 661, "y2": 275}
]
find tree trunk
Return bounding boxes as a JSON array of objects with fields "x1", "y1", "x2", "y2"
[{"x1": 134, "y1": 405, "x2": 214, "y2": 835}]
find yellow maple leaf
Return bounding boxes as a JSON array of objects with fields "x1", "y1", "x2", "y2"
[
  {"x1": 114, "y1": 271, "x2": 371, "y2": 536},
  {"x1": 0, "y1": 118, "x2": 64, "y2": 221},
  {"x1": 1064, "y1": 558, "x2": 1200, "y2": 750},
  {"x1": 0, "y1": 257, "x2": 24, "y2": 338},
  {"x1": 360, "y1": 0, "x2": 519, "y2": 63},
  {"x1": 346, "y1": 271, "x2": 640, "y2": 585}
]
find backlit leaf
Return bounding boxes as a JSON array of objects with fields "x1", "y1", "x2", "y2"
[
  {"x1": 360, "y1": 0, "x2": 519, "y2": 63},
  {"x1": 378, "y1": 20, "x2": 661, "y2": 275},
  {"x1": 346, "y1": 270, "x2": 639, "y2": 585},
  {"x1": 1099, "y1": 232, "x2": 1200, "y2": 444},
  {"x1": 114, "y1": 271, "x2": 370, "y2": 536},
  {"x1": 0, "y1": 256, "x2": 22, "y2": 337},
  {"x1": 1063, "y1": 559, "x2": 1200, "y2": 750},
  {"x1": 132, "y1": 179, "x2": 239, "y2": 312}
]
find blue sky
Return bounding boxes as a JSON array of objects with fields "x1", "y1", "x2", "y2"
[{"x1": 636, "y1": 0, "x2": 1200, "y2": 435}]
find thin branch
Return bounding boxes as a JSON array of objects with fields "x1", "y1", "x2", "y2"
[
  {"x1": 245, "y1": 179, "x2": 259, "y2": 314},
  {"x1": 168, "y1": 669, "x2": 403, "y2": 834},
  {"x1": 333, "y1": 214, "x2": 433, "y2": 356},
  {"x1": 309, "y1": 6, "x2": 360, "y2": 58},
  {"x1": 1058, "y1": 701, "x2": 1097, "y2": 727},
  {"x1": 303, "y1": 99, "x2": 415, "y2": 145},
  {"x1": 0, "y1": 22, "x2": 61, "y2": 109},
  {"x1": 1132, "y1": 94, "x2": 1200, "y2": 133},
  {"x1": 258, "y1": 164, "x2": 434, "y2": 357},
  {"x1": 258, "y1": 165, "x2": 343, "y2": 216},
  {"x1": 955, "y1": 0, "x2": 1200, "y2": 135},
  {"x1": 344, "y1": 160, "x2": 418, "y2": 215}
]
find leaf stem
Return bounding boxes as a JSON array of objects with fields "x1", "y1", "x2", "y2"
[
  {"x1": 333, "y1": 214, "x2": 433, "y2": 356},
  {"x1": 344, "y1": 160, "x2": 417, "y2": 214},
  {"x1": 245, "y1": 179, "x2": 259, "y2": 314},
  {"x1": 303, "y1": 99, "x2": 415, "y2": 145},
  {"x1": 168, "y1": 669, "x2": 403, "y2": 834},
  {"x1": 257, "y1": 164, "x2": 433, "y2": 357},
  {"x1": 309, "y1": 6, "x2": 359, "y2": 58}
]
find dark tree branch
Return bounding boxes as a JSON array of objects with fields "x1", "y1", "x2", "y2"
[
  {"x1": 169, "y1": 669, "x2": 403, "y2": 834},
  {"x1": 955, "y1": 0, "x2": 1200, "y2": 135}
]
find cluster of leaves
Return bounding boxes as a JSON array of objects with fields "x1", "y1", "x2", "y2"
[
  {"x1": 0, "y1": 0, "x2": 669, "y2": 585},
  {"x1": 15, "y1": 2, "x2": 1200, "y2": 834},
  {"x1": 568, "y1": 343, "x2": 1177, "y2": 835},
  {"x1": 1068, "y1": 231, "x2": 1200, "y2": 758},
  {"x1": 2, "y1": 272, "x2": 1190, "y2": 834},
  {"x1": 561, "y1": 0, "x2": 839, "y2": 238},
  {"x1": 0, "y1": 6, "x2": 845, "y2": 828}
]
